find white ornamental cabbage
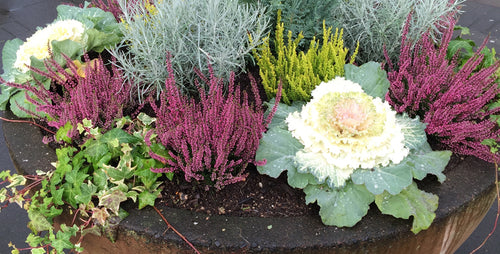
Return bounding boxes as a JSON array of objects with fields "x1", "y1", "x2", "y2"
[
  {"x1": 14, "y1": 19, "x2": 85, "y2": 72},
  {"x1": 286, "y1": 77, "x2": 409, "y2": 187}
]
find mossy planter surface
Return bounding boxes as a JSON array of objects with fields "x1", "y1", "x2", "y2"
[{"x1": 2, "y1": 110, "x2": 496, "y2": 253}]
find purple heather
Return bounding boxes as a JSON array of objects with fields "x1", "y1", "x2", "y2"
[
  {"x1": 385, "y1": 13, "x2": 500, "y2": 162},
  {"x1": 148, "y1": 55, "x2": 281, "y2": 190},
  {"x1": 2, "y1": 54, "x2": 132, "y2": 141}
]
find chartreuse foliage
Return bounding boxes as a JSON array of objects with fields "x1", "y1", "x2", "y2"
[
  {"x1": 256, "y1": 62, "x2": 451, "y2": 233},
  {"x1": 0, "y1": 2, "x2": 122, "y2": 118},
  {"x1": 251, "y1": 10, "x2": 358, "y2": 105},
  {"x1": 0, "y1": 114, "x2": 171, "y2": 253}
]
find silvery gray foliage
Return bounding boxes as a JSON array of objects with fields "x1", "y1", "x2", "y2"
[
  {"x1": 111, "y1": 0, "x2": 270, "y2": 101},
  {"x1": 332, "y1": 0, "x2": 464, "y2": 64}
]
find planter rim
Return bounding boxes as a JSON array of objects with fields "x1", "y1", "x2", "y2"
[{"x1": 1, "y1": 109, "x2": 496, "y2": 253}]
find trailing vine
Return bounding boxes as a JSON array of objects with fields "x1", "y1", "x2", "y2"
[{"x1": 0, "y1": 115, "x2": 177, "y2": 253}]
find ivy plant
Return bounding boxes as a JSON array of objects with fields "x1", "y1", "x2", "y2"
[{"x1": 0, "y1": 114, "x2": 171, "y2": 253}]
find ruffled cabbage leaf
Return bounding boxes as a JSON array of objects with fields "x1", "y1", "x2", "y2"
[
  {"x1": 304, "y1": 181, "x2": 374, "y2": 227},
  {"x1": 375, "y1": 182, "x2": 439, "y2": 234},
  {"x1": 344, "y1": 61, "x2": 390, "y2": 99}
]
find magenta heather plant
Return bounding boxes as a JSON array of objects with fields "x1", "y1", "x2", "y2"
[
  {"x1": 2, "y1": 54, "x2": 132, "y2": 141},
  {"x1": 147, "y1": 56, "x2": 281, "y2": 190},
  {"x1": 385, "y1": 14, "x2": 500, "y2": 162}
]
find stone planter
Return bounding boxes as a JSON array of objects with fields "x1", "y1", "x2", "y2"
[{"x1": 2, "y1": 110, "x2": 496, "y2": 253}]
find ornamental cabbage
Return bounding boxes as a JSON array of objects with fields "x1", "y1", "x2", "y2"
[
  {"x1": 286, "y1": 77, "x2": 409, "y2": 187},
  {"x1": 256, "y1": 63, "x2": 451, "y2": 232},
  {"x1": 14, "y1": 19, "x2": 85, "y2": 72}
]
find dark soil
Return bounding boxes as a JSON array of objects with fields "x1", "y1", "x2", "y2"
[
  {"x1": 160, "y1": 164, "x2": 319, "y2": 217},
  {"x1": 159, "y1": 154, "x2": 463, "y2": 219}
]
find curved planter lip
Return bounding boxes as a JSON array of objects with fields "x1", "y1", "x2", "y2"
[{"x1": 1, "y1": 109, "x2": 497, "y2": 253}]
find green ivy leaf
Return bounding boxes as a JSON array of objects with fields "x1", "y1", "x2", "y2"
[
  {"x1": 99, "y1": 189, "x2": 127, "y2": 216},
  {"x1": 62, "y1": 182, "x2": 79, "y2": 208},
  {"x1": 256, "y1": 127, "x2": 303, "y2": 178},
  {"x1": 82, "y1": 128, "x2": 141, "y2": 164},
  {"x1": 304, "y1": 182, "x2": 374, "y2": 227},
  {"x1": 26, "y1": 234, "x2": 46, "y2": 247},
  {"x1": 27, "y1": 209, "x2": 53, "y2": 233},
  {"x1": 0, "y1": 170, "x2": 11, "y2": 180},
  {"x1": 75, "y1": 181, "x2": 98, "y2": 205},
  {"x1": 375, "y1": 182, "x2": 438, "y2": 234},
  {"x1": 454, "y1": 25, "x2": 470, "y2": 36},
  {"x1": 81, "y1": 140, "x2": 109, "y2": 166},
  {"x1": 52, "y1": 224, "x2": 79, "y2": 252},
  {"x1": 30, "y1": 248, "x2": 46, "y2": 254},
  {"x1": 149, "y1": 142, "x2": 172, "y2": 162},
  {"x1": 447, "y1": 37, "x2": 475, "y2": 59},
  {"x1": 55, "y1": 147, "x2": 78, "y2": 166},
  {"x1": 134, "y1": 161, "x2": 161, "y2": 189},
  {"x1": 93, "y1": 168, "x2": 109, "y2": 191},
  {"x1": 104, "y1": 144, "x2": 136, "y2": 182},
  {"x1": 137, "y1": 112, "x2": 156, "y2": 126},
  {"x1": 138, "y1": 190, "x2": 160, "y2": 210},
  {"x1": 344, "y1": 62, "x2": 390, "y2": 99},
  {"x1": 55, "y1": 121, "x2": 73, "y2": 143},
  {"x1": 50, "y1": 187, "x2": 65, "y2": 206},
  {"x1": 65, "y1": 169, "x2": 89, "y2": 187}
]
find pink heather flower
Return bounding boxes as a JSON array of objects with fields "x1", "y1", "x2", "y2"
[
  {"x1": 148, "y1": 54, "x2": 281, "y2": 190},
  {"x1": 385, "y1": 13, "x2": 500, "y2": 162},
  {"x1": 1, "y1": 54, "x2": 133, "y2": 142}
]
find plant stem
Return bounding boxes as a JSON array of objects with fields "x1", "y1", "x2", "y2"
[
  {"x1": 0, "y1": 116, "x2": 56, "y2": 135},
  {"x1": 153, "y1": 205, "x2": 200, "y2": 254}
]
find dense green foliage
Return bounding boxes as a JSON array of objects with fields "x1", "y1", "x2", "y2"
[
  {"x1": 1, "y1": 116, "x2": 170, "y2": 253},
  {"x1": 255, "y1": 0, "x2": 340, "y2": 49},
  {"x1": 251, "y1": 11, "x2": 357, "y2": 104}
]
